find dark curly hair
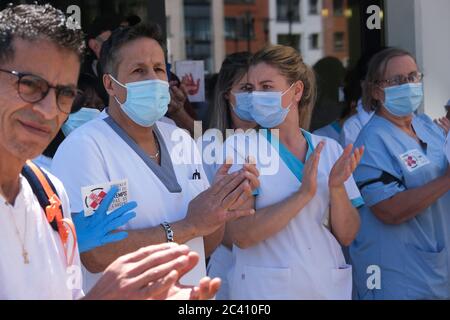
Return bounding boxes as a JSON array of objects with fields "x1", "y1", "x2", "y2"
[
  {"x1": 100, "y1": 22, "x2": 166, "y2": 77},
  {"x1": 0, "y1": 3, "x2": 85, "y2": 65}
]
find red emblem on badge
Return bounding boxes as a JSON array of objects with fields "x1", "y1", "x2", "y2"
[
  {"x1": 405, "y1": 155, "x2": 417, "y2": 168},
  {"x1": 85, "y1": 188, "x2": 107, "y2": 210}
]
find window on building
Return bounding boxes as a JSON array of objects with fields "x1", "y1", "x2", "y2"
[
  {"x1": 277, "y1": 0, "x2": 301, "y2": 22},
  {"x1": 333, "y1": 0, "x2": 344, "y2": 16},
  {"x1": 166, "y1": 16, "x2": 172, "y2": 38},
  {"x1": 225, "y1": 16, "x2": 255, "y2": 40},
  {"x1": 309, "y1": 33, "x2": 319, "y2": 49},
  {"x1": 309, "y1": 0, "x2": 318, "y2": 15},
  {"x1": 225, "y1": 17, "x2": 237, "y2": 39},
  {"x1": 277, "y1": 33, "x2": 301, "y2": 52},
  {"x1": 333, "y1": 32, "x2": 345, "y2": 51},
  {"x1": 225, "y1": 0, "x2": 255, "y2": 3}
]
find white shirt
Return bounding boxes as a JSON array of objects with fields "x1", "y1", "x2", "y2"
[
  {"x1": 224, "y1": 130, "x2": 364, "y2": 300},
  {"x1": 51, "y1": 111, "x2": 209, "y2": 292},
  {"x1": 313, "y1": 121, "x2": 342, "y2": 143},
  {"x1": 339, "y1": 100, "x2": 374, "y2": 147},
  {"x1": 160, "y1": 116, "x2": 177, "y2": 126},
  {"x1": 0, "y1": 173, "x2": 83, "y2": 300}
]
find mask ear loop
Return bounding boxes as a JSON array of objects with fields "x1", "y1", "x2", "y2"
[
  {"x1": 109, "y1": 74, "x2": 127, "y2": 105},
  {"x1": 281, "y1": 82, "x2": 297, "y2": 110},
  {"x1": 281, "y1": 82, "x2": 296, "y2": 96}
]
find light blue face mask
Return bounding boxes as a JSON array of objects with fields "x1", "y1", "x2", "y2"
[
  {"x1": 62, "y1": 107, "x2": 101, "y2": 136},
  {"x1": 231, "y1": 92, "x2": 254, "y2": 122},
  {"x1": 110, "y1": 75, "x2": 170, "y2": 127},
  {"x1": 383, "y1": 82, "x2": 424, "y2": 117},
  {"x1": 251, "y1": 83, "x2": 295, "y2": 128}
]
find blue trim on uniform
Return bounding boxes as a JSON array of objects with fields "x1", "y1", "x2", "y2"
[
  {"x1": 263, "y1": 129, "x2": 314, "y2": 182},
  {"x1": 351, "y1": 196, "x2": 365, "y2": 208},
  {"x1": 331, "y1": 121, "x2": 342, "y2": 134}
]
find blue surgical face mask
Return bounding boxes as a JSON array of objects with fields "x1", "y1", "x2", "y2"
[
  {"x1": 230, "y1": 92, "x2": 254, "y2": 122},
  {"x1": 383, "y1": 82, "x2": 424, "y2": 117},
  {"x1": 62, "y1": 107, "x2": 101, "y2": 136},
  {"x1": 110, "y1": 75, "x2": 170, "y2": 127},
  {"x1": 250, "y1": 83, "x2": 295, "y2": 128}
]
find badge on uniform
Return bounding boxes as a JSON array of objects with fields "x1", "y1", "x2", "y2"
[
  {"x1": 399, "y1": 149, "x2": 430, "y2": 172},
  {"x1": 81, "y1": 179, "x2": 129, "y2": 216}
]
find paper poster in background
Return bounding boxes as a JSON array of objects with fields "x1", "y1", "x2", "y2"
[
  {"x1": 81, "y1": 179, "x2": 129, "y2": 217},
  {"x1": 175, "y1": 60, "x2": 205, "y2": 102}
]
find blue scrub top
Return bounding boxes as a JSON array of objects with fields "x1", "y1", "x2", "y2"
[{"x1": 350, "y1": 113, "x2": 450, "y2": 300}]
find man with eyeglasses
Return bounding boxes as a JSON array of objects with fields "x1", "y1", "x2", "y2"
[{"x1": 0, "y1": 3, "x2": 220, "y2": 300}]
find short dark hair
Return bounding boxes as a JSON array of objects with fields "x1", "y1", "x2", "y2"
[
  {"x1": 0, "y1": 4, "x2": 85, "y2": 65},
  {"x1": 99, "y1": 23, "x2": 166, "y2": 77}
]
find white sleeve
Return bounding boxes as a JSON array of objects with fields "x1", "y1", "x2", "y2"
[
  {"x1": 223, "y1": 133, "x2": 249, "y2": 174},
  {"x1": 51, "y1": 133, "x2": 110, "y2": 213},
  {"x1": 340, "y1": 117, "x2": 362, "y2": 147},
  {"x1": 46, "y1": 171, "x2": 85, "y2": 299},
  {"x1": 330, "y1": 139, "x2": 364, "y2": 208}
]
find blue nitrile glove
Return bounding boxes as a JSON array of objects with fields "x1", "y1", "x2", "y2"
[{"x1": 72, "y1": 185, "x2": 137, "y2": 253}]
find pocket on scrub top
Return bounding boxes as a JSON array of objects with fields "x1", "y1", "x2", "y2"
[
  {"x1": 330, "y1": 264, "x2": 353, "y2": 300},
  {"x1": 187, "y1": 179, "x2": 206, "y2": 198},
  {"x1": 404, "y1": 244, "x2": 449, "y2": 299},
  {"x1": 231, "y1": 265, "x2": 292, "y2": 300}
]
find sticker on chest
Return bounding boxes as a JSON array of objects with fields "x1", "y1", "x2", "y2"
[
  {"x1": 399, "y1": 149, "x2": 430, "y2": 172},
  {"x1": 81, "y1": 179, "x2": 128, "y2": 216}
]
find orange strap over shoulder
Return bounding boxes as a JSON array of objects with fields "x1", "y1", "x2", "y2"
[{"x1": 25, "y1": 160, "x2": 77, "y2": 266}]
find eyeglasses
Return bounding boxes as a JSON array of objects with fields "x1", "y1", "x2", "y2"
[
  {"x1": 0, "y1": 68, "x2": 81, "y2": 114},
  {"x1": 375, "y1": 72, "x2": 424, "y2": 88}
]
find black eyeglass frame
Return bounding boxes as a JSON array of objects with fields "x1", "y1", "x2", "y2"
[{"x1": 0, "y1": 68, "x2": 82, "y2": 114}]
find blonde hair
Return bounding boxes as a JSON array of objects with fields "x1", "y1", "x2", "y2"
[
  {"x1": 362, "y1": 47, "x2": 416, "y2": 111},
  {"x1": 250, "y1": 45, "x2": 316, "y2": 130}
]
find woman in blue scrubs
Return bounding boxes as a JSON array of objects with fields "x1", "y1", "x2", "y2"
[{"x1": 350, "y1": 48, "x2": 450, "y2": 300}]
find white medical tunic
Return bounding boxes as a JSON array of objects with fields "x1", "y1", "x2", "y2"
[
  {"x1": 339, "y1": 101, "x2": 374, "y2": 147},
  {"x1": 224, "y1": 129, "x2": 364, "y2": 300},
  {"x1": 313, "y1": 120, "x2": 342, "y2": 143},
  {"x1": 52, "y1": 111, "x2": 209, "y2": 292},
  {"x1": 0, "y1": 172, "x2": 83, "y2": 300}
]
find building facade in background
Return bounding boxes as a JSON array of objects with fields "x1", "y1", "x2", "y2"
[
  {"x1": 224, "y1": 0, "x2": 269, "y2": 55},
  {"x1": 322, "y1": 0, "x2": 350, "y2": 66},
  {"x1": 166, "y1": 0, "x2": 224, "y2": 74},
  {"x1": 269, "y1": 0, "x2": 323, "y2": 66}
]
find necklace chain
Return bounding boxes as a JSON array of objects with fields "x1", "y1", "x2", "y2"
[
  {"x1": 149, "y1": 132, "x2": 160, "y2": 160},
  {"x1": 9, "y1": 209, "x2": 29, "y2": 264}
]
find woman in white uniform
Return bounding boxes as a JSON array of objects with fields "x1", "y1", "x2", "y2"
[
  {"x1": 224, "y1": 45, "x2": 364, "y2": 300},
  {"x1": 201, "y1": 52, "x2": 257, "y2": 300}
]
